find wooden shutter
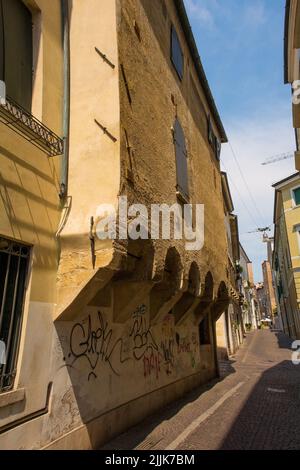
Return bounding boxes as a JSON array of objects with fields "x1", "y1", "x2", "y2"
[
  {"x1": 3, "y1": 0, "x2": 32, "y2": 111},
  {"x1": 174, "y1": 118, "x2": 189, "y2": 199},
  {"x1": 207, "y1": 115, "x2": 213, "y2": 144},
  {"x1": 216, "y1": 139, "x2": 221, "y2": 160},
  {"x1": 171, "y1": 25, "x2": 184, "y2": 80}
]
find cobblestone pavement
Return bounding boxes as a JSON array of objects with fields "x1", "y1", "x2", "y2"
[{"x1": 101, "y1": 330, "x2": 300, "y2": 450}]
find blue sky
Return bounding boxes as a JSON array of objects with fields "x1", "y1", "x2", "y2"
[{"x1": 184, "y1": 0, "x2": 296, "y2": 281}]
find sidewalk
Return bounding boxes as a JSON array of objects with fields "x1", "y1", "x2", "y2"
[{"x1": 101, "y1": 330, "x2": 300, "y2": 450}]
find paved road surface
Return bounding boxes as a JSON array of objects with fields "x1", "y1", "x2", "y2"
[{"x1": 101, "y1": 330, "x2": 300, "y2": 450}]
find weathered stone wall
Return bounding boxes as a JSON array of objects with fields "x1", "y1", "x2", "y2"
[{"x1": 117, "y1": 0, "x2": 228, "y2": 288}]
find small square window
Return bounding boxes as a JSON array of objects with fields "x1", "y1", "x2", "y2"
[
  {"x1": 171, "y1": 25, "x2": 184, "y2": 80},
  {"x1": 293, "y1": 187, "x2": 300, "y2": 206}
]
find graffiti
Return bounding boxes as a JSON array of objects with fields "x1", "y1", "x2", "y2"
[
  {"x1": 176, "y1": 331, "x2": 199, "y2": 369},
  {"x1": 176, "y1": 332, "x2": 190, "y2": 353},
  {"x1": 143, "y1": 351, "x2": 162, "y2": 379},
  {"x1": 160, "y1": 338, "x2": 175, "y2": 375},
  {"x1": 132, "y1": 304, "x2": 147, "y2": 317},
  {"x1": 69, "y1": 311, "x2": 130, "y2": 380},
  {"x1": 130, "y1": 306, "x2": 158, "y2": 361},
  {"x1": 68, "y1": 304, "x2": 200, "y2": 383},
  {"x1": 160, "y1": 315, "x2": 175, "y2": 375}
]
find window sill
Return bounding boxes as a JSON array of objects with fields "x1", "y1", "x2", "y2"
[{"x1": 0, "y1": 388, "x2": 25, "y2": 409}]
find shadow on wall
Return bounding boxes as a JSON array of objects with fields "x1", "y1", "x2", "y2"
[
  {"x1": 100, "y1": 360, "x2": 236, "y2": 450},
  {"x1": 50, "y1": 244, "x2": 230, "y2": 449},
  {"x1": 0, "y1": 144, "x2": 61, "y2": 273}
]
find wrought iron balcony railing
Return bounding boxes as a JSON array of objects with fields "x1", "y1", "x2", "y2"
[{"x1": 0, "y1": 96, "x2": 64, "y2": 157}]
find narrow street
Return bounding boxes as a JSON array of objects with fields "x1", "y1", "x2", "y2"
[{"x1": 101, "y1": 330, "x2": 300, "y2": 450}]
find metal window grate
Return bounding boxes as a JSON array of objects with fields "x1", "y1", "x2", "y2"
[{"x1": 0, "y1": 237, "x2": 30, "y2": 393}]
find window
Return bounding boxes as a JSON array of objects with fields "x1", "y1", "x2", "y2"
[
  {"x1": 207, "y1": 115, "x2": 213, "y2": 145},
  {"x1": 199, "y1": 315, "x2": 210, "y2": 345},
  {"x1": 173, "y1": 118, "x2": 189, "y2": 201},
  {"x1": 0, "y1": 0, "x2": 33, "y2": 111},
  {"x1": 171, "y1": 25, "x2": 184, "y2": 80},
  {"x1": 0, "y1": 238, "x2": 30, "y2": 392},
  {"x1": 207, "y1": 115, "x2": 221, "y2": 161},
  {"x1": 215, "y1": 138, "x2": 221, "y2": 161},
  {"x1": 293, "y1": 187, "x2": 300, "y2": 206}
]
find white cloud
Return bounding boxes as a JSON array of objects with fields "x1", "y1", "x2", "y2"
[
  {"x1": 243, "y1": 0, "x2": 267, "y2": 27},
  {"x1": 184, "y1": 0, "x2": 216, "y2": 29},
  {"x1": 221, "y1": 106, "x2": 296, "y2": 281}
]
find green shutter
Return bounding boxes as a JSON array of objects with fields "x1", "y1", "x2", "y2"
[
  {"x1": 3, "y1": 0, "x2": 32, "y2": 111},
  {"x1": 294, "y1": 187, "x2": 300, "y2": 206}
]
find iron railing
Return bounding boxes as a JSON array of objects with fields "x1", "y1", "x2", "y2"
[
  {"x1": 0, "y1": 96, "x2": 64, "y2": 157},
  {"x1": 0, "y1": 238, "x2": 30, "y2": 392}
]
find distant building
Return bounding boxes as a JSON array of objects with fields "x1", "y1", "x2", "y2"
[
  {"x1": 215, "y1": 173, "x2": 244, "y2": 359},
  {"x1": 239, "y1": 244, "x2": 259, "y2": 330},
  {"x1": 262, "y1": 261, "x2": 277, "y2": 319},
  {"x1": 256, "y1": 282, "x2": 268, "y2": 319},
  {"x1": 273, "y1": 172, "x2": 300, "y2": 338}
]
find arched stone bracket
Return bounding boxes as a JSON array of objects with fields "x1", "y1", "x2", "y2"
[
  {"x1": 55, "y1": 241, "x2": 155, "y2": 322},
  {"x1": 149, "y1": 247, "x2": 184, "y2": 323},
  {"x1": 112, "y1": 280, "x2": 153, "y2": 323},
  {"x1": 193, "y1": 271, "x2": 214, "y2": 326},
  {"x1": 55, "y1": 249, "x2": 124, "y2": 321},
  {"x1": 211, "y1": 281, "x2": 230, "y2": 322},
  {"x1": 173, "y1": 262, "x2": 201, "y2": 326}
]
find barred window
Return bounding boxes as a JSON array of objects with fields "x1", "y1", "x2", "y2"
[
  {"x1": 0, "y1": 0, "x2": 33, "y2": 111},
  {"x1": 0, "y1": 238, "x2": 30, "y2": 392},
  {"x1": 171, "y1": 25, "x2": 184, "y2": 80},
  {"x1": 173, "y1": 118, "x2": 189, "y2": 201}
]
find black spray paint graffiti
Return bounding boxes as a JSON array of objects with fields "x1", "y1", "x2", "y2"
[
  {"x1": 69, "y1": 311, "x2": 130, "y2": 380},
  {"x1": 68, "y1": 306, "x2": 199, "y2": 382},
  {"x1": 160, "y1": 338, "x2": 175, "y2": 375},
  {"x1": 129, "y1": 304, "x2": 159, "y2": 361}
]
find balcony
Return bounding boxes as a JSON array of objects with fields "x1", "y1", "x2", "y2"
[{"x1": 0, "y1": 96, "x2": 64, "y2": 157}]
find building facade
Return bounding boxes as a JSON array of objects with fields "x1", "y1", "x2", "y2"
[
  {"x1": 215, "y1": 173, "x2": 243, "y2": 359},
  {"x1": 255, "y1": 282, "x2": 268, "y2": 320},
  {"x1": 0, "y1": 0, "x2": 231, "y2": 450},
  {"x1": 284, "y1": 0, "x2": 300, "y2": 169},
  {"x1": 239, "y1": 244, "x2": 259, "y2": 330},
  {"x1": 273, "y1": 173, "x2": 300, "y2": 339},
  {"x1": 262, "y1": 260, "x2": 277, "y2": 319}
]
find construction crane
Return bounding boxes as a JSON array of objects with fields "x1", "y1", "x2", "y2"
[
  {"x1": 247, "y1": 226, "x2": 271, "y2": 234},
  {"x1": 261, "y1": 151, "x2": 294, "y2": 166}
]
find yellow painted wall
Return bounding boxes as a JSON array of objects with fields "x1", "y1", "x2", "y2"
[{"x1": 0, "y1": 0, "x2": 64, "y2": 429}]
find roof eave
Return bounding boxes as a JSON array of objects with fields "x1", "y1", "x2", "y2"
[{"x1": 174, "y1": 0, "x2": 228, "y2": 143}]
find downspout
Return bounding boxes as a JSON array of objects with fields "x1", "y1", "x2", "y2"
[{"x1": 60, "y1": 0, "x2": 70, "y2": 200}]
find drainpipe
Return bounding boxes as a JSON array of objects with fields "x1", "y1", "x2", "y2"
[{"x1": 60, "y1": 0, "x2": 70, "y2": 200}]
